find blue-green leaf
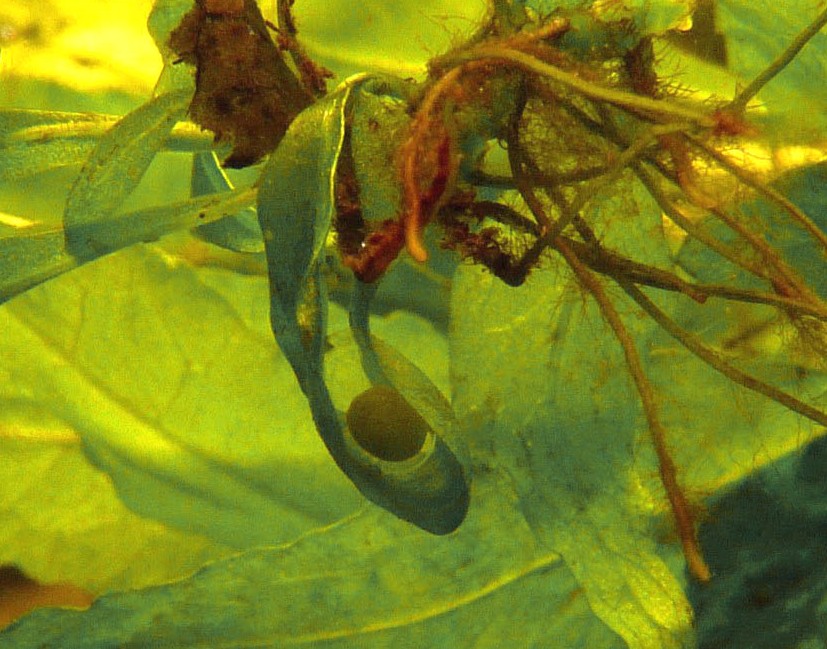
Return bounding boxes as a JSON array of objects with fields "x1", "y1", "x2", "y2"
[
  {"x1": 257, "y1": 76, "x2": 470, "y2": 535},
  {"x1": 0, "y1": 187, "x2": 254, "y2": 304},
  {"x1": 0, "y1": 245, "x2": 361, "y2": 549},
  {"x1": 63, "y1": 89, "x2": 191, "y2": 258},
  {"x1": 189, "y1": 152, "x2": 264, "y2": 253},
  {"x1": 0, "y1": 110, "x2": 118, "y2": 182}
]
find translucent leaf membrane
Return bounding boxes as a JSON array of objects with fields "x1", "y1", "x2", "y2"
[
  {"x1": 0, "y1": 481, "x2": 624, "y2": 648},
  {"x1": 450, "y1": 260, "x2": 690, "y2": 649},
  {"x1": 0, "y1": 245, "x2": 362, "y2": 549},
  {"x1": 0, "y1": 109, "x2": 209, "y2": 185},
  {"x1": 0, "y1": 84, "x2": 238, "y2": 303},
  {"x1": 450, "y1": 243, "x2": 827, "y2": 649},
  {"x1": 294, "y1": 0, "x2": 489, "y2": 80},
  {"x1": 0, "y1": 430, "x2": 230, "y2": 594}
]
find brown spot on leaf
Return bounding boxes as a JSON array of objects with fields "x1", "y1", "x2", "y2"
[{"x1": 169, "y1": 0, "x2": 313, "y2": 168}]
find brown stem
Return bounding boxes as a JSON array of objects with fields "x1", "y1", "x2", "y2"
[
  {"x1": 276, "y1": 0, "x2": 332, "y2": 97},
  {"x1": 557, "y1": 239, "x2": 711, "y2": 582},
  {"x1": 619, "y1": 281, "x2": 827, "y2": 429},
  {"x1": 687, "y1": 134, "x2": 827, "y2": 254}
]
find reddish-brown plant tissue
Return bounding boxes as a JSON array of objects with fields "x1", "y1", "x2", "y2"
[{"x1": 169, "y1": 0, "x2": 312, "y2": 168}]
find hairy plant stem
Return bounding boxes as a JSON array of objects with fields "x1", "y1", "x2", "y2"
[
  {"x1": 632, "y1": 164, "x2": 769, "y2": 277},
  {"x1": 442, "y1": 46, "x2": 716, "y2": 128},
  {"x1": 619, "y1": 281, "x2": 827, "y2": 430},
  {"x1": 590, "y1": 106, "x2": 818, "y2": 305},
  {"x1": 276, "y1": 0, "x2": 330, "y2": 97},
  {"x1": 687, "y1": 134, "x2": 827, "y2": 253},
  {"x1": 557, "y1": 239, "x2": 711, "y2": 582},
  {"x1": 566, "y1": 238, "x2": 827, "y2": 319},
  {"x1": 537, "y1": 94, "x2": 789, "y2": 289},
  {"x1": 471, "y1": 194, "x2": 827, "y2": 319}
]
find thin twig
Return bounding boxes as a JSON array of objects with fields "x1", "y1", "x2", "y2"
[
  {"x1": 619, "y1": 281, "x2": 827, "y2": 429},
  {"x1": 557, "y1": 240, "x2": 711, "y2": 582},
  {"x1": 544, "y1": 124, "x2": 685, "y2": 242},
  {"x1": 443, "y1": 46, "x2": 716, "y2": 128},
  {"x1": 634, "y1": 164, "x2": 771, "y2": 278},
  {"x1": 729, "y1": 7, "x2": 827, "y2": 113},
  {"x1": 276, "y1": 0, "x2": 330, "y2": 97},
  {"x1": 468, "y1": 194, "x2": 827, "y2": 319},
  {"x1": 705, "y1": 201, "x2": 815, "y2": 301},
  {"x1": 687, "y1": 134, "x2": 827, "y2": 254},
  {"x1": 507, "y1": 83, "x2": 551, "y2": 232},
  {"x1": 565, "y1": 238, "x2": 827, "y2": 319}
]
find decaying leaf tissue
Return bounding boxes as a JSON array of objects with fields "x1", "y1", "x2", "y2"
[{"x1": 168, "y1": 0, "x2": 312, "y2": 167}]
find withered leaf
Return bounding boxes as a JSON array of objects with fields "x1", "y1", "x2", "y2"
[{"x1": 169, "y1": 0, "x2": 313, "y2": 168}]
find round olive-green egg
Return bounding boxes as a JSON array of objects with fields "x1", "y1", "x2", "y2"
[{"x1": 346, "y1": 385, "x2": 429, "y2": 461}]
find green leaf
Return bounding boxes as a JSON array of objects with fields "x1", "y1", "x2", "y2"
[
  {"x1": 0, "y1": 110, "x2": 118, "y2": 182},
  {"x1": 0, "y1": 224, "x2": 76, "y2": 304},
  {"x1": 63, "y1": 89, "x2": 191, "y2": 258},
  {"x1": 450, "y1": 265, "x2": 695, "y2": 649},
  {"x1": 0, "y1": 244, "x2": 361, "y2": 549},
  {"x1": 189, "y1": 152, "x2": 264, "y2": 253},
  {"x1": 257, "y1": 76, "x2": 470, "y2": 535},
  {"x1": 448, "y1": 172, "x2": 827, "y2": 648},
  {"x1": 0, "y1": 425, "x2": 230, "y2": 594},
  {"x1": 256, "y1": 80, "x2": 350, "y2": 383},
  {"x1": 5, "y1": 1, "x2": 827, "y2": 646},
  {"x1": 0, "y1": 187, "x2": 255, "y2": 304},
  {"x1": 294, "y1": 0, "x2": 488, "y2": 80},
  {"x1": 0, "y1": 483, "x2": 624, "y2": 648},
  {"x1": 717, "y1": 0, "x2": 827, "y2": 142}
]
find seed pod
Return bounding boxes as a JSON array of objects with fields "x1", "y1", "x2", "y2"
[
  {"x1": 346, "y1": 385, "x2": 428, "y2": 461},
  {"x1": 341, "y1": 383, "x2": 470, "y2": 535}
]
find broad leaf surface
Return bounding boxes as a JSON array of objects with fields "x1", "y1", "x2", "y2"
[
  {"x1": 1, "y1": 469, "x2": 623, "y2": 648},
  {"x1": 448, "y1": 168, "x2": 827, "y2": 648},
  {"x1": 0, "y1": 427, "x2": 230, "y2": 594},
  {"x1": 294, "y1": 0, "x2": 488, "y2": 80},
  {"x1": 0, "y1": 245, "x2": 362, "y2": 549},
  {"x1": 3, "y1": 1, "x2": 827, "y2": 647}
]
